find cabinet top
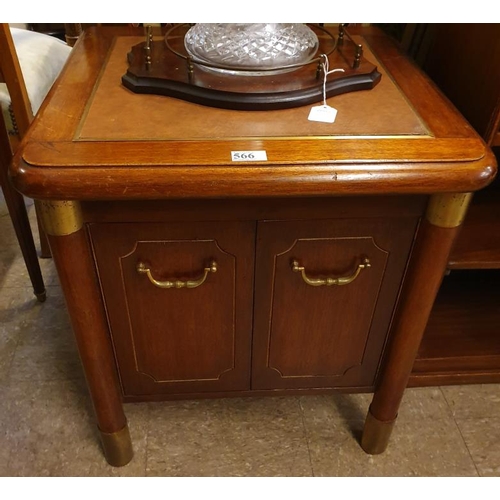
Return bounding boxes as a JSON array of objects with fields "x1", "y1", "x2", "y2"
[{"x1": 11, "y1": 26, "x2": 497, "y2": 200}]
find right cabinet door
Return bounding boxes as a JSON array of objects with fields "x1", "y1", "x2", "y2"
[{"x1": 252, "y1": 217, "x2": 418, "y2": 390}]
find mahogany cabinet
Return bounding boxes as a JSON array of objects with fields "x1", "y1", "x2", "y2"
[{"x1": 10, "y1": 25, "x2": 496, "y2": 465}]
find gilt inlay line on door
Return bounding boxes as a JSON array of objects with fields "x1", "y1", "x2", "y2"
[
  {"x1": 267, "y1": 236, "x2": 389, "y2": 378},
  {"x1": 119, "y1": 239, "x2": 237, "y2": 383}
]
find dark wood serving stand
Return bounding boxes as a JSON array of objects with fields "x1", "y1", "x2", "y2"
[
  {"x1": 122, "y1": 24, "x2": 381, "y2": 110},
  {"x1": 10, "y1": 25, "x2": 497, "y2": 467}
]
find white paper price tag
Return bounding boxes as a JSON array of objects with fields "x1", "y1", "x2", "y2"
[
  {"x1": 308, "y1": 105, "x2": 338, "y2": 123},
  {"x1": 231, "y1": 150, "x2": 268, "y2": 162}
]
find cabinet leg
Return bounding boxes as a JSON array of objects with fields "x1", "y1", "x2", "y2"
[
  {"x1": 361, "y1": 193, "x2": 472, "y2": 454},
  {"x1": 39, "y1": 200, "x2": 133, "y2": 467}
]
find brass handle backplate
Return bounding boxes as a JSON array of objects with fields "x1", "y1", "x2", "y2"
[
  {"x1": 136, "y1": 261, "x2": 217, "y2": 289},
  {"x1": 292, "y1": 257, "x2": 371, "y2": 287}
]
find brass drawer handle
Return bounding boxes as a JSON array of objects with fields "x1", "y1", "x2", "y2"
[
  {"x1": 136, "y1": 261, "x2": 217, "y2": 289},
  {"x1": 292, "y1": 257, "x2": 371, "y2": 286}
]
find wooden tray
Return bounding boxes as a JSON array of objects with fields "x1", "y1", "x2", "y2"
[{"x1": 122, "y1": 25, "x2": 382, "y2": 110}]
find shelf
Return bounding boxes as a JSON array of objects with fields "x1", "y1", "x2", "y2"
[
  {"x1": 411, "y1": 269, "x2": 500, "y2": 385},
  {"x1": 448, "y1": 185, "x2": 500, "y2": 269}
]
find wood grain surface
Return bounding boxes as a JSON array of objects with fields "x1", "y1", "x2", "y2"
[{"x1": 10, "y1": 26, "x2": 497, "y2": 200}]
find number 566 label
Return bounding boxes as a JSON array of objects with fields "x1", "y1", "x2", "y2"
[{"x1": 231, "y1": 150, "x2": 268, "y2": 162}]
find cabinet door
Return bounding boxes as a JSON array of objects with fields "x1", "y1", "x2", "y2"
[
  {"x1": 90, "y1": 221, "x2": 255, "y2": 396},
  {"x1": 252, "y1": 218, "x2": 418, "y2": 390}
]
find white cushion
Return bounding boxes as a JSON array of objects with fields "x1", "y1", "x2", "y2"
[{"x1": 0, "y1": 28, "x2": 71, "y2": 132}]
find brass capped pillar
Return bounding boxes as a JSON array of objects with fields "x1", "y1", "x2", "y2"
[
  {"x1": 39, "y1": 199, "x2": 133, "y2": 466},
  {"x1": 362, "y1": 192, "x2": 472, "y2": 455}
]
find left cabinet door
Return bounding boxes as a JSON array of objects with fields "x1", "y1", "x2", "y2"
[{"x1": 90, "y1": 221, "x2": 255, "y2": 397}]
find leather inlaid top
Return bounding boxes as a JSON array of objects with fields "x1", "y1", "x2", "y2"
[
  {"x1": 13, "y1": 26, "x2": 495, "y2": 200},
  {"x1": 76, "y1": 35, "x2": 430, "y2": 141}
]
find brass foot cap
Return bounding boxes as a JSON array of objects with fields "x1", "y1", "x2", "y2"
[
  {"x1": 99, "y1": 424, "x2": 134, "y2": 467},
  {"x1": 35, "y1": 290, "x2": 47, "y2": 302},
  {"x1": 361, "y1": 408, "x2": 397, "y2": 455}
]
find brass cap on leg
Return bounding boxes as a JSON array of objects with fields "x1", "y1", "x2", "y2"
[
  {"x1": 361, "y1": 407, "x2": 397, "y2": 455},
  {"x1": 99, "y1": 424, "x2": 134, "y2": 467},
  {"x1": 38, "y1": 200, "x2": 83, "y2": 236},
  {"x1": 426, "y1": 192, "x2": 473, "y2": 228}
]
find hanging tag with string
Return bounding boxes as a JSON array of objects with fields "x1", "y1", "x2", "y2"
[{"x1": 308, "y1": 54, "x2": 345, "y2": 123}]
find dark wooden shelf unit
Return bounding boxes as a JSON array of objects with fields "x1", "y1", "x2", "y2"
[
  {"x1": 410, "y1": 269, "x2": 500, "y2": 386},
  {"x1": 448, "y1": 174, "x2": 500, "y2": 269},
  {"x1": 400, "y1": 24, "x2": 500, "y2": 386}
]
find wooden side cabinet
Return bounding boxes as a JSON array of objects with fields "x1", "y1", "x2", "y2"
[{"x1": 11, "y1": 26, "x2": 496, "y2": 465}]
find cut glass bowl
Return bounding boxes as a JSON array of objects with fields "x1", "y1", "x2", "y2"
[{"x1": 184, "y1": 23, "x2": 319, "y2": 76}]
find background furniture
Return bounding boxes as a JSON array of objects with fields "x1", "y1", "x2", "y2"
[
  {"x1": 401, "y1": 24, "x2": 500, "y2": 386},
  {"x1": 0, "y1": 24, "x2": 71, "y2": 297},
  {"x1": 1, "y1": 25, "x2": 48, "y2": 300},
  {"x1": 28, "y1": 23, "x2": 82, "y2": 46},
  {"x1": 11, "y1": 25, "x2": 496, "y2": 466},
  {"x1": 0, "y1": 98, "x2": 45, "y2": 299}
]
